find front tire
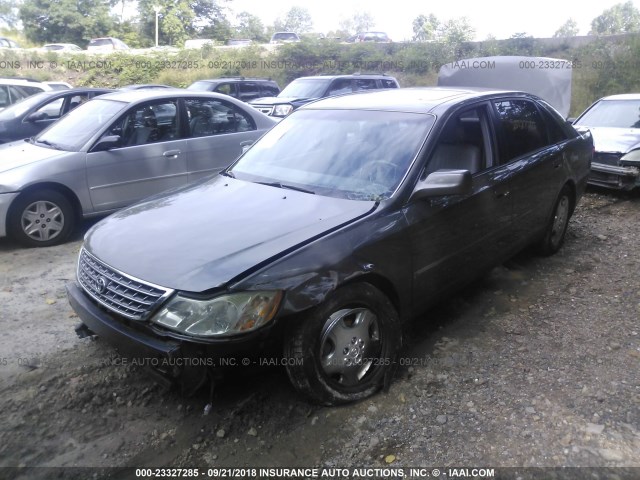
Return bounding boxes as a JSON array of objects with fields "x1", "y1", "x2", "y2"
[
  {"x1": 538, "y1": 185, "x2": 573, "y2": 256},
  {"x1": 8, "y1": 189, "x2": 75, "y2": 247},
  {"x1": 284, "y1": 283, "x2": 401, "y2": 405}
]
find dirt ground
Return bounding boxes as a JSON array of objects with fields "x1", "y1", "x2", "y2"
[{"x1": 0, "y1": 188, "x2": 639, "y2": 480}]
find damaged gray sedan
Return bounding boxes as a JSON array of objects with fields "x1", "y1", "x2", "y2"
[
  {"x1": 573, "y1": 93, "x2": 640, "y2": 190},
  {"x1": 67, "y1": 88, "x2": 592, "y2": 405}
]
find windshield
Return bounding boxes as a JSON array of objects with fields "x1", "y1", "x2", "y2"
[
  {"x1": 35, "y1": 98, "x2": 127, "y2": 151},
  {"x1": 230, "y1": 109, "x2": 434, "y2": 200},
  {"x1": 187, "y1": 81, "x2": 212, "y2": 91},
  {"x1": 279, "y1": 79, "x2": 331, "y2": 98},
  {"x1": 575, "y1": 99, "x2": 640, "y2": 128},
  {"x1": 0, "y1": 92, "x2": 50, "y2": 120}
]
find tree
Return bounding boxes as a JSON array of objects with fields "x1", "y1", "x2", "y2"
[
  {"x1": 0, "y1": 0, "x2": 20, "y2": 27},
  {"x1": 339, "y1": 11, "x2": 375, "y2": 35},
  {"x1": 412, "y1": 14, "x2": 439, "y2": 41},
  {"x1": 274, "y1": 6, "x2": 313, "y2": 33},
  {"x1": 590, "y1": 1, "x2": 640, "y2": 34},
  {"x1": 19, "y1": 0, "x2": 114, "y2": 45},
  {"x1": 411, "y1": 14, "x2": 474, "y2": 43},
  {"x1": 235, "y1": 11, "x2": 267, "y2": 42},
  {"x1": 554, "y1": 18, "x2": 580, "y2": 37}
]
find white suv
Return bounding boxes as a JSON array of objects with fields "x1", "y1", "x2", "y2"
[{"x1": 0, "y1": 78, "x2": 52, "y2": 111}]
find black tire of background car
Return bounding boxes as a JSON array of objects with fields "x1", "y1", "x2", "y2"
[
  {"x1": 283, "y1": 283, "x2": 401, "y2": 406},
  {"x1": 537, "y1": 184, "x2": 574, "y2": 256},
  {"x1": 8, "y1": 189, "x2": 75, "y2": 247}
]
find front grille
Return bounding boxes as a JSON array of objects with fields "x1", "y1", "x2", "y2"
[
  {"x1": 253, "y1": 105, "x2": 274, "y2": 115},
  {"x1": 594, "y1": 152, "x2": 621, "y2": 166},
  {"x1": 77, "y1": 248, "x2": 173, "y2": 320}
]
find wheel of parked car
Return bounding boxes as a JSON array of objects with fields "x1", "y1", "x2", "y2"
[
  {"x1": 284, "y1": 283, "x2": 401, "y2": 405},
  {"x1": 8, "y1": 189, "x2": 75, "y2": 247},
  {"x1": 538, "y1": 185, "x2": 573, "y2": 256}
]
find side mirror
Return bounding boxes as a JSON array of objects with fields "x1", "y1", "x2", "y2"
[
  {"x1": 91, "y1": 135, "x2": 121, "y2": 152},
  {"x1": 25, "y1": 111, "x2": 48, "y2": 123},
  {"x1": 240, "y1": 140, "x2": 253, "y2": 153},
  {"x1": 410, "y1": 170, "x2": 472, "y2": 201},
  {"x1": 566, "y1": 117, "x2": 576, "y2": 124}
]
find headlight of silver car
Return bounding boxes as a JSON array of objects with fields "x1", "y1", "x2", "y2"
[
  {"x1": 152, "y1": 291, "x2": 283, "y2": 337},
  {"x1": 273, "y1": 104, "x2": 293, "y2": 117},
  {"x1": 621, "y1": 149, "x2": 640, "y2": 164}
]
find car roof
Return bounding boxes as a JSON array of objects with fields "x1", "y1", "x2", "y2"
[
  {"x1": 36, "y1": 87, "x2": 115, "y2": 97},
  {"x1": 599, "y1": 93, "x2": 640, "y2": 101},
  {"x1": 95, "y1": 89, "x2": 255, "y2": 103},
  {"x1": 294, "y1": 74, "x2": 396, "y2": 81},
  {"x1": 194, "y1": 77, "x2": 276, "y2": 83},
  {"x1": 302, "y1": 86, "x2": 527, "y2": 114}
]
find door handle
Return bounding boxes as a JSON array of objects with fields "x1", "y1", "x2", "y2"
[{"x1": 163, "y1": 150, "x2": 181, "y2": 158}]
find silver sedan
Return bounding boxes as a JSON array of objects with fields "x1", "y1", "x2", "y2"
[{"x1": 0, "y1": 90, "x2": 276, "y2": 246}]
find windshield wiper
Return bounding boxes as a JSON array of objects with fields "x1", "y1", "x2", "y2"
[
  {"x1": 34, "y1": 139, "x2": 62, "y2": 150},
  {"x1": 256, "y1": 181, "x2": 315, "y2": 194}
]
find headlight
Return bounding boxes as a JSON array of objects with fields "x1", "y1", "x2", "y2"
[
  {"x1": 152, "y1": 291, "x2": 283, "y2": 337},
  {"x1": 273, "y1": 104, "x2": 293, "y2": 117},
  {"x1": 621, "y1": 149, "x2": 640, "y2": 164}
]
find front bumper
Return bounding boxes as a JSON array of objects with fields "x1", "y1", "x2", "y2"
[
  {"x1": 66, "y1": 282, "x2": 282, "y2": 367},
  {"x1": 588, "y1": 162, "x2": 640, "y2": 190}
]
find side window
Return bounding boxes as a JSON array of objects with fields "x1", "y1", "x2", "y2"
[
  {"x1": 214, "y1": 83, "x2": 232, "y2": 96},
  {"x1": 425, "y1": 106, "x2": 491, "y2": 176},
  {"x1": 354, "y1": 79, "x2": 377, "y2": 91},
  {"x1": 261, "y1": 84, "x2": 280, "y2": 96},
  {"x1": 493, "y1": 99, "x2": 549, "y2": 163},
  {"x1": 237, "y1": 83, "x2": 260, "y2": 101},
  {"x1": 185, "y1": 99, "x2": 256, "y2": 138},
  {"x1": 35, "y1": 98, "x2": 64, "y2": 119},
  {"x1": 103, "y1": 100, "x2": 178, "y2": 147},
  {"x1": 381, "y1": 79, "x2": 397, "y2": 88},
  {"x1": 539, "y1": 107, "x2": 569, "y2": 144},
  {"x1": 327, "y1": 79, "x2": 352, "y2": 96}
]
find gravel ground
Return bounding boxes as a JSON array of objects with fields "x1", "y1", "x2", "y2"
[{"x1": 0, "y1": 189, "x2": 638, "y2": 480}]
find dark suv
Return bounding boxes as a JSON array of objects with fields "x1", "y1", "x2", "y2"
[
  {"x1": 249, "y1": 74, "x2": 399, "y2": 117},
  {"x1": 187, "y1": 77, "x2": 280, "y2": 102}
]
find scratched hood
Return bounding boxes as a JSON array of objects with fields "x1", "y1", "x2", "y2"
[
  {"x1": 588, "y1": 127, "x2": 640, "y2": 154},
  {"x1": 84, "y1": 175, "x2": 375, "y2": 292}
]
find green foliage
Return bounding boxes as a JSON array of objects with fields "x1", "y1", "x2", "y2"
[
  {"x1": 554, "y1": 19, "x2": 580, "y2": 38},
  {"x1": 339, "y1": 12, "x2": 375, "y2": 36},
  {"x1": 235, "y1": 12, "x2": 268, "y2": 42},
  {"x1": 590, "y1": 1, "x2": 640, "y2": 35},
  {"x1": 412, "y1": 14, "x2": 439, "y2": 42},
  {"x1": 19, "y1": 0, "x2": 114, "y2": 46},
  {"x1": 0, "y1": 0, "x2": 20, "y2": 27},
  {"x1": 274, "y1": 6, "x2": 313, "y2": 34}
]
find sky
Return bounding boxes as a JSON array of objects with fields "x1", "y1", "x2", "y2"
[{"x1": 227, "y1": 0, "x2": 640, "y2": 41}]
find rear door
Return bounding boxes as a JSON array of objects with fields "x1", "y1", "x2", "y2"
[
  {"x1": 184, "y1": 97, "x2": 262, "y2": 182},
  {"x1": 490, "y1": 97, "x2": 568, "y2": 245},
  {"x1": 86, "y1": 99, "x2": 187, "y2": 212}
]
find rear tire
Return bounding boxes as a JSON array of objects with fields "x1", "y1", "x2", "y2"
[
  {"x1": 537, "y1": 185, "x2": 573, "y2": 256},
  {"x1": 283, "y1": 283, "x2": 401, "y2": 405},
  {"x1": 8, "y1": 189, "x2": 75, "y2": 247}
]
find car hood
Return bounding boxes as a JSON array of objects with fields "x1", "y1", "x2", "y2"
[
  {"x1": 84, "y1": 176, "x2": 376, "y2": 292},
  {"x1": 588, "y1": 127, "x2": 640, "y2": 154},
  {"x1": 251, "y1": 96, "x2": 312, "y2": 105},
  {"x1": 0, "y1": 140, "x2": 69, "y2": 173}
]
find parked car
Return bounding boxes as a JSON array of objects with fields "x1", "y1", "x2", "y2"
[
  {"x1": 226, "y1": 39, "x2": 253, "y2": 47},
  {"x1": 250, "y1": 74, "x2": 399, "y2": 117},
  {"x1": 0, "y1": 37, "x2": 20, "y2": 48},
  {"x1": 119, "y1": 84, "x2": 176, "y2": 91},
  {"x1": 42, "y1": 43, "x2": 82, "y2": 52},
  {"x1": 43, "y1": 81, "x2": 73, "y2": 90},
  {"x1": 0, "y1": 90, "x2": 276, "y2": 246},
  {"x1": 0, "y1": 88, "x2": 113, "y2": 144},
  {"x1": 67, "y1": 87, "x2": 592, "y2": 405},
  {"x1": 573, "y1": 93, "x2": 640, "y2": 190},
  {"x1": 270, "y1": 32, "x2": 300, "y2": 43},
  {"x1": 87, "y1": 37, "x2": 129, "y2": 52},
  {"x1": 184, "y1": 39, "x2": 215, "y2": 49},
  {"x1": 0, "y1": 78, "x2": 52, "y2": 111},
  {"x1": 187, "y1": 77, "x2": 280, "y2": 102},
  {"x1": 353, "y1": 31, "x2": 392, "y2": 42}
]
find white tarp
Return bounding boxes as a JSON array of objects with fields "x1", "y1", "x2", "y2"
[{"x1": 437, "y1": 56, "x2": 572, "y2": 117}]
